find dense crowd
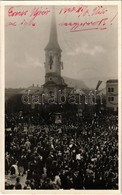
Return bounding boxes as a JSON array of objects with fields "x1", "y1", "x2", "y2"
[{"x1": 5, "y1": 111, "x2": 118, "y2": 190}]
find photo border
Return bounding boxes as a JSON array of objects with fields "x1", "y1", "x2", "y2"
[{"x1": 0, "y1": 1, "x2": 121, "y2": 194}]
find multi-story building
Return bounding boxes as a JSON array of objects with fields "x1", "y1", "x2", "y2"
[{"x1": 106, "y1": 79, "x2": 118, "y2": 111}]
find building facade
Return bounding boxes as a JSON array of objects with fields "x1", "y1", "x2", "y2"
[{"x1": 106, "y1": 79, "x2": 118, "y2": 111}]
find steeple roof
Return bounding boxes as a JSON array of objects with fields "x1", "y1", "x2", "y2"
[{"x1": 45, "y1": 7, "x2": 62, "y2": 51}]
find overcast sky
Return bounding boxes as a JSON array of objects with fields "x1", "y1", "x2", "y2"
[{"x1": 5, "y1": 5, "x2": 118, "y2": 89}]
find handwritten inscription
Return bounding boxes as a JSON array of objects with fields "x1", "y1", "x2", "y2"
[
  {"x1": 6, "y1": 5, "x2": 117, "y2": 32},
  {"x1": 59, "y1": 18, "x2": 108, "y2": 32},
  {"x1": 7, "y1": 6, "x2": 50, "y2": 27},
  {"x1": 8, "y1": 6, "x2": 50, "y2": 18},
  {"x1": 59, "y1": 5, "x2": 108, "y2": 17},
  {"x1": 58, "y1": 5, "x2": 117, "y2": 32}
]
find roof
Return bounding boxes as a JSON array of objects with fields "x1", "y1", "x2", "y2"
[
  {"x1": 20, "y1": 85, "x2": 43, "y2": 94},
  {"x1": 43, "y1": 81, "x2": 56, "y2": 86},
  {"x1": 43, "y1": 79, "x2": 67, "y2": 87},
  {"x1": 106, "y1": 79, "x2": 118, "y2": 83}
]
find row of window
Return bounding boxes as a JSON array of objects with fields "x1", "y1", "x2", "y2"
[
  {"x1": 108, "y1": 97, "x2": 114, "y2": 101},
  {"x1": 108, "y1": 87, "x2": 114, "y2": 92}
]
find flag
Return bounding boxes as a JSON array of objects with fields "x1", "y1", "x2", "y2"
[{"x1": 96, "y1": 80, "x2": 102, "y2": 90}]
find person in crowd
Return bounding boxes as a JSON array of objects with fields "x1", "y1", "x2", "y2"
[
  {"x1": 10, "y1": 161, "x2": 19, "y2": 178},
  {"x1": 15, "y1": 177, "x2": 22, "y2": 189}
]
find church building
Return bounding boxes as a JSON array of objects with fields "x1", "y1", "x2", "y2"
[{"x1": 43, "y1": 8, "x2": 70, "y2": 101}]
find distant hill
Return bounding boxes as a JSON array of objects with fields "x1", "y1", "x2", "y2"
[{"x1": 63, "y1": 76, "x2": 89, "y2": 90}]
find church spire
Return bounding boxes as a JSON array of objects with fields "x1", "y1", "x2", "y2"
[{"x1": 45, "y1": 7, "x2": 61, "y2": 51}]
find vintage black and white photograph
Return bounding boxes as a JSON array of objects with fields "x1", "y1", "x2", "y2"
[{"x1": 2, "y1": 1, "x2": 121, "y2": 192}]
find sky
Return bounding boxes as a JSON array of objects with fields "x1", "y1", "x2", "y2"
[{"x1": 5, "y1": 4, "x2": 118, "y2": 89}]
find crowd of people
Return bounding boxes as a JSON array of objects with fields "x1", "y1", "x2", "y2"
[{"x1": 5, "y1": 110, "x2": 118, "y2": 190}]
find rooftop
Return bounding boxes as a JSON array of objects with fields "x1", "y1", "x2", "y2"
[{"x1": 106, "y1": 79, "x2": 118, "y2": 83}]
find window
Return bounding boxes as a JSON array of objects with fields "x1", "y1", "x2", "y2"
[
  {"x1": 111, "y1": 88, "x2": 114, "y2": 92},
  {"x1": 108, "y1": 97, "x2": 114, "y2": 101},
  {"x1": 49, "y1": 77, "x2": 52, "y2": 81}
]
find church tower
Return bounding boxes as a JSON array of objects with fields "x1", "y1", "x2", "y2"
[{"x1": 43, "y1": 7, "x2": 67, "y2": 99}]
